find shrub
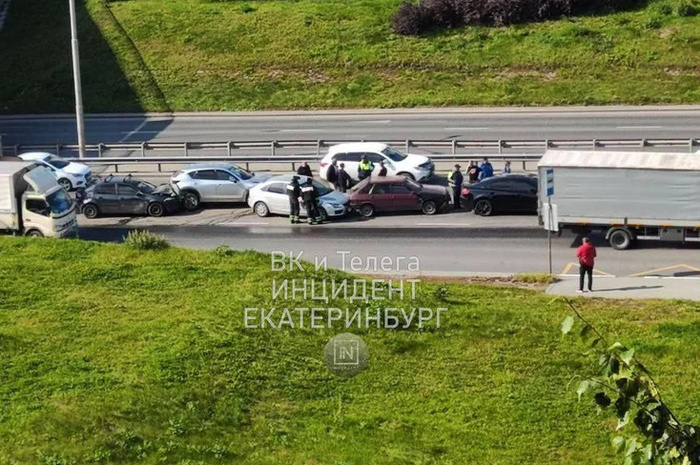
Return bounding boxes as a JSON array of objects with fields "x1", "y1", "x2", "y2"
[
  {"x1": 214, "y1": 245, "x2": 235, "y2": 257},
  {"x1": 124, "y1": 230, "x2": 170, "y2": 251},
  {"x1": 655, "y1": 3, "x2": 673, "y2": 15},
  {"x1": 677, "y1": 0, "x2": 699, "y2": 16},
  {"x1": 643, "y1": 15, "x2": 663, "y2": 28},
  {"x1": 423, "y1": 0, "x2": 464, "y2": 27},
  {"x1": 392, "y1": 1, "x2": 430, "y2": 35}
]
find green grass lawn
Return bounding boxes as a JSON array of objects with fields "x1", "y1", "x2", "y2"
[
  {"x1": 2, "y1": 237, "x2": 700, "y2": 464},
  {"x1": 1, "y1": 0, "x2": 700, "y2": 112}
]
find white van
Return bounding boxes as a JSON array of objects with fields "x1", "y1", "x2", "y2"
[{"x1": 0, "y1": 162, "x2": 78, "y2": 237}]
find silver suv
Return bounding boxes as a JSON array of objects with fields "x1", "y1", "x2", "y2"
[{"x1": 170, "y1": 163, "x2": 271, "y2": 211}]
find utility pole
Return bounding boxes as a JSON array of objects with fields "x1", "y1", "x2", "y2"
[{"x1": 68, "y1": 0, "x2": 86, "y2": 159}]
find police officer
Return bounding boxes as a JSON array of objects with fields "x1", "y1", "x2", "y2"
[
  {"x1": 358, "y1": 155, "x2": 374, "y2": 181},
  {"x1": 301, "y1": 178, "x2": 323, "y2": 224},
  {"x1": 286, "y1": 175, "x2": 302, "y2": 224},
  {"x1": 447, "y1": 164, "x2": 463, "y2": 210}
]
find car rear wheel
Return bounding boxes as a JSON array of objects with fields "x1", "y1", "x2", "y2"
[
  {"x1": 421, "y1": 200, "x2": 437, "y2": 215},
  {"x1": 182, "y1": 191, "x2": 200, "y2": 211},
  {"x1": 397, "y1": 172, "x2": 415, "y2": 180},
  {"x1": 320, "y1": 207, "x2": 329, "y2": 221},
  {"x1": 82, "y1": 203, "x2": 99, "y2": 219},
  {"x1": 58, "y1": 178, "x2": 73, "y2": 191},
  {"x1": 473, "y1": 199, "x2": 493, "y2": 216},
  {"x1": 359, "y1": 203, "x2": 375, "y2": 218},
  {"x1": 147, "y1": 202, "x2": 165, "y2": 217},
  {"x1": 254, "y1": 201, "x2": 269, "y2": 217}
]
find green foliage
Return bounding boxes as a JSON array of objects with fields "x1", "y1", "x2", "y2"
[
  {"x1": 433, "y1": 284, "x2": 449, "y2": 301},
  {"x1": 213, "y1": 244, "x2": 235, "y2": 257},
  {"x1": 562, "y1": 299, "x2": 700, "y2": 465},
  {"x1": 677, "y1": 0, "x2": 699, "y2": 16},
  {"x1": 124, "y1": 230, "x2": 171, "y2": 250},
  {"x1": 516, "y1": 273, "x2": 556, "y2": 284}
]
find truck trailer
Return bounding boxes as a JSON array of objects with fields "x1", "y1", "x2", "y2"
[
  {"x1": 0, "y1": 161, "x2": 78, "y2": 238},
  {"x1": 537, "y1": 150, "x2": 700, "y2": 250}
]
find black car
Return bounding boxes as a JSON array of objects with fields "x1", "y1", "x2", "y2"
[
  {"x1": 81, "y1": 175, "x2": 180, "y2": 219},
  {"x1": 460, "y1": 175, "x2": 538, "y2": 216}
]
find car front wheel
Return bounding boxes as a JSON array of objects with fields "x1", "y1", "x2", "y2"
[
  {"x1": 421, "y1": 200, "x2": 437, "y2": 215},
  {"x1": 58, "y1": 178, "x2": 73, "y2": 191},
  {"x1": 82, "y1": 203, "x2": 99, "y2": 219},
  {"x1": 147, "y1": 202, "x2": 165, "y2": 217},
  {"x1": 473, "y1": 199, "x2": 493, "y2": 216},
  {"x1": 397, "y1": 172, "x2": 415, "y2": 180}
]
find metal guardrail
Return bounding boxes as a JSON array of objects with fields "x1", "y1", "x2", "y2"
[{"x1": 1, "y1": 137, "x2": 699, "y2": 158}]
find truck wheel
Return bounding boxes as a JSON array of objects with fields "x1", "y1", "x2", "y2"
[
  {"x1": 147, "y1": 202, "x2": 165, "y2": 217},
  {"x1": 359, "y1": 204, "x2": 375, "y2": 218},
  {"x1": 25, "y1": 229, "x2": 44, "y2": 238},
  {"x1": 421, "y1": 200, "x2": 437, "y2": 215},
  {"x1": 181, "y1": 191, "x2": 200, "y2": 211},
  {"x1": 82, "y1": 203, "x2": 99, "y2": 219},
  {"x1": 609, "y1": 229, "x2": 633, "y2": 250},
  {"x1": 473, "y1": 199, "x2": 493, "y2": 217}
]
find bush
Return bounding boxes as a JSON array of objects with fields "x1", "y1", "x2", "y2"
[
  {"x1": 392, "y1": 1, "x2": 430, "y2": 35},
  {"x1": 423, "y1": 0, "x2": 464, "y2": 27},
  {"x1": 124, "y1": 230, "x2": 170, "y2": 251},
  {"x1": 214, "y1": 245, "x2": 235, "y2": 257},
  {"x1": 677, "y1": 0, "x2": 699, "y2": 16}
]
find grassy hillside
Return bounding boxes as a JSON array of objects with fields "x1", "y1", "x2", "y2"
[
  {"x1": 1, "y1": 0, "x2": 700, "y2": 113},
  {"x1": 2, "y1": 237, "x2": 700, "y2": 464}
]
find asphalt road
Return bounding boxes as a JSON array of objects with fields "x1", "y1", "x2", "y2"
[
  {"x1": 79, "y1": 224, "x2": 700, "y2": 277},
  {"x1": 3, "y1": 106, "x2": 700, "y2": 146}
]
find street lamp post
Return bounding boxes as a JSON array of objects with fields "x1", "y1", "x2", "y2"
[{"x1": 68, "y1": 0, "x2": 86, "y2": 159}]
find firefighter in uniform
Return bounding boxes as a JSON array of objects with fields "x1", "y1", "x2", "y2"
[
  {"x1": 447, "y1": 164, "x2": 463, "y2": 210},
  {"x1": 301, "y1": 178, "x2": 323, "y2": 224},
  {"x1": 287, "y1": 176, "x2": 302, "y2": 223}
]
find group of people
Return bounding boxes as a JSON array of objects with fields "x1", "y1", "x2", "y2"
[
  {"x1": 286, "y1": 175, "x2": 324, "y2": 225},
  {"x1": 446, "y1": 158, "x2": 512, "y2": 209}
]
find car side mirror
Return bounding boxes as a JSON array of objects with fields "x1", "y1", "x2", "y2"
[{"x1": 229, "y1": 176, "x2": 238, "y2": 183}]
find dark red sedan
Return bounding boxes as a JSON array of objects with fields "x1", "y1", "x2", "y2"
[{"x1": 349, "y1": 176, "x2": 450, "y2": 217}]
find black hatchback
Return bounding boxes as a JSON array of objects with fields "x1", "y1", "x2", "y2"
[
  {"x1": 460, "y1": 175, "x2": 538, "y2": 216},
  {"x1": 81, "y1": 175, "x2": 180, "y2": 219}
]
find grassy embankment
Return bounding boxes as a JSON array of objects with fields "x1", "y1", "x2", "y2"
[
  {"x1": 1, "y1": 0, "x2": 700, "y2": 112},
  {"x1": 2, "y1": 237, "x2": 700, "y2": 464}
]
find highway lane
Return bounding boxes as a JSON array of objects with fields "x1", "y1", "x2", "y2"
[
  {"x1": 3, "y1": 106, "x2": 700, "y2": 146},
  {"x1": 79, "y1": 225, "x2": 700, "y2": 277}
]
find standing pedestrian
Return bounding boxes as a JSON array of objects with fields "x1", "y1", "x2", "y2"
[
  {"x1": 326, "y1": 160, "x2": 338, "y2": 188},
  {"x1": 502, "y1": 161, "x2": 512, "y2": 175},
  {"x1": 378, "y1": 161, "x2": 387, "y2": 177},
  {"x1": 447, "y1": 164, "x2": 463, "y2": 210},
  {"x1": 301, "y1": 178, "x2": 323, "y2": 224},
  {"x1": 479, "y1": 158, "x2": 494, "y2": 180},
  {"x1": 297, "y1": 161, "x2": 313, "y2": 178},
  {"x1": 576, "y1": 237, "x2": 597, "y2": 293},
  {"x1": 467, "y1": 161, "x2": 481, "y2": 183},
  {"x1": 286, "y1": 176, "x2": 301, "y2": 224},
  {"x1": 357, "y1": 155, "x2": 374, "y2": 181},
  {"x1": 336, "y1": 163, "x2": 350, "y2": 193}
]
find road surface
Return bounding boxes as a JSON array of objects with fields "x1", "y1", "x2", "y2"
[
  {"x1": 3, "y1": 106, "x2": 700, "y2": 146},
  {"x1": 79, "y1": 224, "x2": 700, "y2": 277}
]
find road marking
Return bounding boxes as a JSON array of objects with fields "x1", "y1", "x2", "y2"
[
  {"x1": 615, "y1": 125, "x2": 664, "y2": 129},
  {"x1": 560, "y1": 262, "x2": 614, "y2": 276},
  {"x1": 350, "y1": 120, "x2": 392, "y2": 125},
  {"x1": 629, "y1": 264, "x2": 700, "y2": 277},
  {"x1": 279, "y1": 128, "x2": 323, "y2": 133},
  {"x1": 444, "y1": 127, "x2": 491, "y2": 131},
  {"x1": 119, "y1": 119, "x2": 150, "y2": 142},
  {"x1": 219, "y1": 221, "x2": 270, "y2": 226},
  {"x1": 416, "y1": 222, "x2": 470, "y2": 226}
]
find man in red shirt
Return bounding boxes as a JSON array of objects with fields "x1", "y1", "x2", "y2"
[{"x1": 576, "y1": 237, "x2": 597, "y2": 293}]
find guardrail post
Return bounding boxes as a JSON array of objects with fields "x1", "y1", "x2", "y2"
[
  {"x1": 498, "y1": 140, "x2": 504, "y2": 155},
  {"x1": 227, "y1": 141, "x2": 233, "y2": 158},
  {"x1": 115, "y1": 163, "x2": 119, "y2": 174},
  {"x1": 141, "y1": 142, "x2": 146, "y2": 157},
  {"x1": 56, "y1": 143, "x2": 61, "y2": 156},
  {"x1": 0, "y1": 136, "x2": 3, "y2": 158},
  {"x1": 690, "y1": 138, "x2": 695, "y2": 153},
  {"x1": 158, "y1": 163, "x2": 162, "y2": 173},
  {"x1": 592, "y1": 139, "x2": 598, "y2": 151},
  {"x1": 97, "y1": 143, "x2": 103, "y2": 158},
  {"x1": 451, "y1": 139, "x2": 457, "y2": 156},
  {"x1": 317, "y1": 140, "x2": 322, "y2": 157},
  {"x1": 640, "y1": 138, "x2": 646, "y2": 150},
  {"x1": 405, "y1": 140, "x2": 410, "y2": 153},
  {"x1": 271, "y1": 140, "x2": 277, "y2": 157},
  {"x1": 184, "y1": 142, "x2": 189, "y2": 157},
  {"x1": 13, "y1": 144, "x2": 19, "y2": 156}
]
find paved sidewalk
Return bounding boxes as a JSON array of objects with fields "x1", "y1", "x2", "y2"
[{"x1": 547, "y1": 276, "x2": 700, "y2": 301}]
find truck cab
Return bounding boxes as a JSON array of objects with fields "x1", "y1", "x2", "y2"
[{"x1": 0, "y1": 162, "x2": 78, "y2": 238}]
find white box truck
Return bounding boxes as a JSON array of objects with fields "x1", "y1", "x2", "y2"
[
  {"x1": 537, "y1": 150, "x2": 700, "y2": 250},
  {"x1": 0, "y1": 161, "x2": 78, "y2": 238}
]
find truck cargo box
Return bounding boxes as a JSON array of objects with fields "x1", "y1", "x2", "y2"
[{"x1": 537, "y1": 150, "x2": 700, "y2": 228}]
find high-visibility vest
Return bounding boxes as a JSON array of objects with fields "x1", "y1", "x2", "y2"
[
  {"x1": 448, "y1": 171, "x2": 456, "y2": 186},
  {"x1": 359, "y1": 160, "x2": 373, "y2": 172}
]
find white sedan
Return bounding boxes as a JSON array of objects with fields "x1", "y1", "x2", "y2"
[
  {"x1": 248, "y1": 175, "x2": 350, "y2": 219},
  {"x1": 19, "y1": 152, "x2": 92, "y2": 191}
]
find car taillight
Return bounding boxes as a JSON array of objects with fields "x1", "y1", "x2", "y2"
[
  {"x1": 320, "y1": 162, "x2": 328, "y2": 168},
  {"x1": 461, "y1": 188, "x2": 469, "y2": 196}
]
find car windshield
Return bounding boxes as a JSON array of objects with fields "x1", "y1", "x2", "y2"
[
  {"x1": 382, "y1": 147, "x2": 408, "y2": 162},
  {"x1": 46, "y1": 189, "x2": 73, "y2": 216},
  {"x1": 134, "y1": 180, "x2": 156, "y2": 193},
  {"x1": 228, "y1": 165, "x2": 254, "y2": 181},
  {"x1": 46, "y1": 156, "x2": 70, "y2": 169},
  {"x1": 313, "y1": 180, "x2": 332, "y2": 196},
  {"x1": 405, "y1": 178, "x2": 422, "y2": 191}
]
